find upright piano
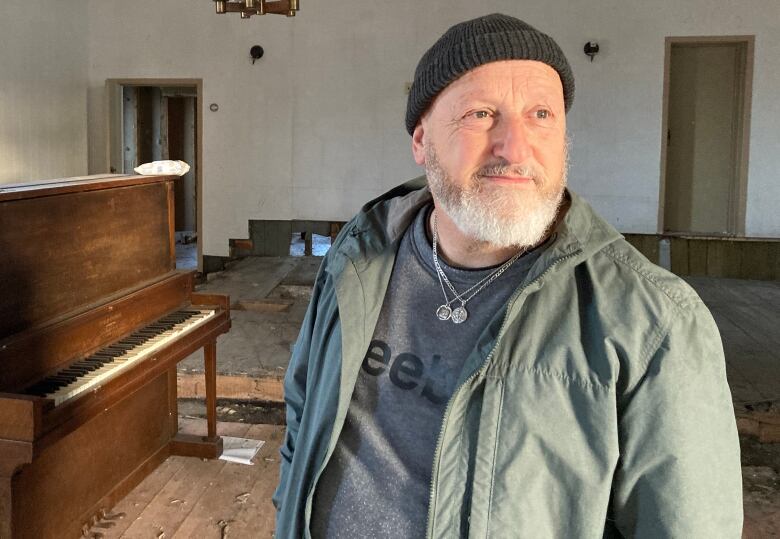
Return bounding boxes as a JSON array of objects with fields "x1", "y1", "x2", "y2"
[{"x1": 0, "y1": 174, "x2": 231, "y2": 538}]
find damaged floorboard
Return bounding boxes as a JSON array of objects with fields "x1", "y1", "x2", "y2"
[{"x1": 90, "y1": 419, "x2": 283, "y2": 538}]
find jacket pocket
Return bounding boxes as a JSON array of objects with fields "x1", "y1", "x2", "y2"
[{"x1": 484, "y1": 368, "x2": 617, "y2": 538}]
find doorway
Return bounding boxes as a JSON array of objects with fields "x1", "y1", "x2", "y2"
[
  {"x1": 659, "y1": 37, "x2": 754, "y2": 236},
  {"x1": 107, "y1": 79, "x2": 202, "y2": 270}
]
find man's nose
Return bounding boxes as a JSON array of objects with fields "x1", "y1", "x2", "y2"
[{"x1": 491, "y1": 116, "x2": 533, "y2": 164}]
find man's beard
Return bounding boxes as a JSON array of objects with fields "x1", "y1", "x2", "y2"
[{"x1": 424, "y1": 141, "x2": 568, "y2": 249}]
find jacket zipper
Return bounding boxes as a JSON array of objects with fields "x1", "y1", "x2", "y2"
[{"x1": 425, "y1": 249, "x2": 582, "y2": 538}]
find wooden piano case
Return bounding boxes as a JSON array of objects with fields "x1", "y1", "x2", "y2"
[{"x1": 0, "y1": 175, "x2": 231, "y2": 538}]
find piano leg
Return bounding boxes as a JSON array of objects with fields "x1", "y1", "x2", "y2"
[
  {"x1": 0, "y1": 440, "x2": 34, "y2": 539},
  {"x1": 169, "y1": 339, "x2": 223, "y2": 459},
  {"x1": 0, "y1": 477, "x2": 10, "y2": 539},
  {"x1": 205, "y1": 339, "x2": 218, "y2": 440}
]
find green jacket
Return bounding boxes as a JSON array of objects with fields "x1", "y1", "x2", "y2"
[{"x1": 273, "y1": 177, "x2": 742, "y2": 538}]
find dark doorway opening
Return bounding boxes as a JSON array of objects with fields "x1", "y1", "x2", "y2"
[{"x1": 108, "y1": 80, "x2": 202, "y2": 270}]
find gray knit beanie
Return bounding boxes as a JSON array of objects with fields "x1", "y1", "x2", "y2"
[{"x1": 405, "y1": 13, "x2": 575, "y2": 135}]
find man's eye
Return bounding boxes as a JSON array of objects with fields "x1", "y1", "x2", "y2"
[
  {"x1": 471, "y1": 110, "x2": 490, "y2": 119},
  {"x1": 535, "y1": 109, "x2": 551, "y2": 120}
]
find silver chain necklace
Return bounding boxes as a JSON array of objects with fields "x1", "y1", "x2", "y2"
[{"x1": 431, "y1": 210, "x2": 525, "y2": 324}]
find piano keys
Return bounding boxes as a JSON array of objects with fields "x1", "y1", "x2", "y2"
[
  {"x1": 0, "y1": 174, "x2": 231, "y2": 539},
  {"x1": 24, "y1": 308, "x2": 216, "y2": 406}
]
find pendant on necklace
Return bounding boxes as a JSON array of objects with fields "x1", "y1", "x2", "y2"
[
  {"x1": 436, "y1": 304, "x2": 452, "y2": 321},
  {"x1": 451, "y1": 306, "x2": 468, "y2": 324}
]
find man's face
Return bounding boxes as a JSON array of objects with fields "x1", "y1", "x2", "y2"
[{"x1": 412, "y1": 60, "x2": 568, "y2": 248}]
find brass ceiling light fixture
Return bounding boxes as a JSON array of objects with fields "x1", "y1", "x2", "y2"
[{"x1": 213, "y1": 0, "x2": 299, "y2": 19}]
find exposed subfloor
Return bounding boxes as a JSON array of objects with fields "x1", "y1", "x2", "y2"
[{"x1": 178, "y1": 256, "x2": 321, "y2": 401}]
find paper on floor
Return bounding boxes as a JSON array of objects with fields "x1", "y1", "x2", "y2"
[{"x1": 219, "y1": 436, "x2": 265, "y2": 465}]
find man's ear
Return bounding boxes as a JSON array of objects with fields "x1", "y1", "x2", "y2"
[{"x1": 411, "y1": 122, "x2": 426, "y2": 166}]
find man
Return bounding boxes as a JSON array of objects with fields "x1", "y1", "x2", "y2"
[{"x1": 273, "y1": 13, "x2": 743, "y2": 538}]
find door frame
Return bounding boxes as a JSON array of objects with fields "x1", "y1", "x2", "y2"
[
  {"x1": 657, "y1": 36, "x2": 754, "y2": 236},
  {"x1": 106, "y1": 78, "x2": 204, "y2": 271}
]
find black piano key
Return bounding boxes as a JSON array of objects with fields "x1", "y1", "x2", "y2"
[
  {"x1": 49, "y1": 375, "x2": 76, "y2": 384},
  {"x1": 55, "y1": 375, "x2": 82, "y2": 384},
  {"x1": 42, "y1": 381, "x2": 67, "y2": 392},
  {"x1": 60, "y1": 368, "x2": 88, "y2": 376},
  {"x1": 94, "y1": 349, "x2": 120, "y2": 355},
  {"x1": 89, "y1": 362, "x2": 110, "y2": 370},
  {"x1": 88, "y1": 357, "x2": 115, "y2": 365},
  {"x1": 67, "y1": 365, "x2": 92, "y2": 373},
  {"x1": 71, "y1": 362, "x2": 100, "y2": 372},
  {"x1": 68, "y1": 361, "x2": 92, "y2": 369}
]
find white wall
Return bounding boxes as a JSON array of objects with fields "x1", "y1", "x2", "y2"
[
  {"x1": 0, "y1": 1, "x2": 88, "y2": 184},
  {"x1": 86, "y1": 0, "x2": 780, "y2": 257}
]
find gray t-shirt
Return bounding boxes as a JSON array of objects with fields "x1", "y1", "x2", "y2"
[{"x1": 311, "y1": 204, "x2": 543, "y2": 538}]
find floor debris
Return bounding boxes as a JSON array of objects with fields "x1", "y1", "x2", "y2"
[{"x1": 217, "y1": 518, "x2": 232, "y2": 539}]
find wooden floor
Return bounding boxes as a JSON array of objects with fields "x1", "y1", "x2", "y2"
[
  {"x1": 88, "y1": 417, "x2": 780, "y2": 538},
  {"x1": 89, "y1": 419, "x2": 283, "y2": 539},
  {"x1": 685, "y1": 276, "x2": 780, "y2": 404}
]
